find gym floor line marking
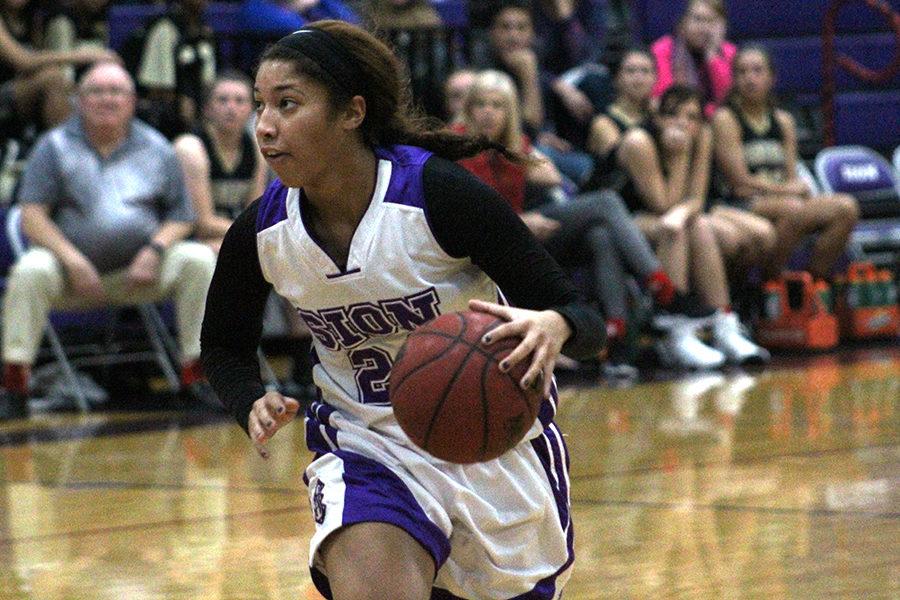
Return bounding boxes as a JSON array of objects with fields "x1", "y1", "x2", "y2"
[
  {"x1": 0, "y1": 505, "x2": 304, "y2": 546},
  {"x1": 0, "y1": 478, "x2": 298, "y2": 495},
  {"x1": 569, "y1": 440, "x2": 900, "y2": 481},
  {"x1": 573, "y1": 497, "x2": 900, "y2": 519},
  {"x1": 0, "y1": 412, "x2": 230, "y2": 447}
]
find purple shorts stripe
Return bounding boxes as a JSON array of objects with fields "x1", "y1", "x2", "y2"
[
  {"x1": 309, "y1": 450, "x2": 451, "y2": 599},
  {"x1": 538, "y1": 388, "x2": 558, "y2": 427},
  {"x1": 521, "y1": 423, "x2": 574, "y2": 599}
]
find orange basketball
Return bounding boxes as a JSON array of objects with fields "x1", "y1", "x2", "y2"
[{"x1": 389, "y1": 310, "x2": 542, "y2": 463}]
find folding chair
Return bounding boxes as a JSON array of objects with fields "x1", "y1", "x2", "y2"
[
  {"x1": 815, "y1": 145, "x2": 900, "y2": 268},
  {"x1": 3, "y1": 205, "x2": 180, "y2": 412},
  {"x1": 815, "y1": 145, "x2": 900, "y2": 219}
]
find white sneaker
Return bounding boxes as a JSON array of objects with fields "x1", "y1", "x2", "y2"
[
  {"x1": 712, "y1": 312, "x2": 771, "y2": 365},
  {"x1": 655, "y1": 322, "x2": 725, "y2": 370}
]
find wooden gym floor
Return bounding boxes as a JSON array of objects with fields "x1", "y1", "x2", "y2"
[{"x1": 0, "y1": 345, "x2": 896, "y2": 599}]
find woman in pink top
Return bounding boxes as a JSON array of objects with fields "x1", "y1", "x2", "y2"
[{"x1": 651, "y1": 0, "x2": 736, "y2": 118}]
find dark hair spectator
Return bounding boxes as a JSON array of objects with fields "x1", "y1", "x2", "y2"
[
  {"x1": 651, "y1": 0, "x2": 735, "y2": 118},
  {"x1": 0, "y1": 0, "x2": 116, "y2": 134},
  {"x1": 712, "y1": 46, "x2": 859, "y2": 281},
  {"x1": 617, "y1": 84, "x2": 769, "y2": 367},
  {"x1": 475, "y1": 0, "x2": 602, "y2": 188},
  {"x1": 585, "y1": 47, "x2": 656, "y2": 188}
]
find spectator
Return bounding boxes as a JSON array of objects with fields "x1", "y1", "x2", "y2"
[
  {"x1": 442, "y1": 67, "x2": 476, "y2": 123},
  {"x1": 477, "y1": 1, "x2": 545, "y2": 133},
  {"x1": 531, "y1": 0, "x2": 613, "y2": 148},
  {"x1": 617, "y1": 85, "x2": 769, "y2": 367},
  {"x1": 367, "y1": 0, "x2": 441, "y2": 30},
  {"x1": 133, "y1": 0, "x2": 217, "y2": 138},
  {"x1": 174, "y1": 71, "x2": 267, "y2": 252},
  {"x1": 458, "y1": 70, "x2": 716, "y2": 378},
  {"x1": 0, "y1": 0, "x2": 115, "y2": 132},
  {"x1": 173, "y1": 70, "x2": 314, "y2": 399},
  {"x1": 531, "y1": 0, "x2": 606, "y2": 67},
  {"x1": 476, "y1": 0, "x2": 596, "y2": 188},
  {"x1": 585, "y1": 47, "x2": 655, "y2": 188},
  {"x1": 651, "y1": 0, "x2": 735, "y2": 118},
  {"x1": 712, "y1": 46, "x2": 858, "y2": 281},
  {"x1": 0, "y1": 61, "x2": 218, "y2": 420},
  {"x1": 41, "y1": 0, "x2": 111, "y2": 81}
]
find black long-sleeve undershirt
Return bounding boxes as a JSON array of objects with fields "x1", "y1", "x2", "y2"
[{"x1": 201, "y1": 155, "x2": 605, "y2": 433}]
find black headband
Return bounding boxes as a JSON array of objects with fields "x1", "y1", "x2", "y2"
[{"x1": 274, "y1": 27, "x2": 365, "y2": 96}]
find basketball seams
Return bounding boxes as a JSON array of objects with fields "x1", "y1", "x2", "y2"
[
  {"x1": 390, "y1": 314, "x2": 472, "y2": 398},
  {"x1": 422, "y1": 312, "x2": 479, "y2": 452},
  {"x1": 390, "y1": 317, "x2": 499, "y2": 396},
  {"x1": 390, "y1": 311, "x2": 540, "y2": 463},
  {"x1": 478, "y1": 351, "x2": 492, "y2": 461}
]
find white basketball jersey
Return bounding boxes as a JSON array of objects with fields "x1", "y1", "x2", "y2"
[{"x1": 254, "y1": 146, "x2": 553, "y2": 452}]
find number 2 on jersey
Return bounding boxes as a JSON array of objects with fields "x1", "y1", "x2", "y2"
[{"x1": 349, "y1": 347, "x2": 393, "y2": 405}]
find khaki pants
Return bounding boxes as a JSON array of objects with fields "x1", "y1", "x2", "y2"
[{"x1": 2, "y1": 242, "x2": 216, "y2": 365}]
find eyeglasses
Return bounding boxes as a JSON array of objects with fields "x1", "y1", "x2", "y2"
[{"x1": 80, "y1": 86, "x2": 134, "y2": 98}]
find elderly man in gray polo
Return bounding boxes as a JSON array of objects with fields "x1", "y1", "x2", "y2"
[{"x1": 1, "y1": 61, "x2": 218, "y2": 419}]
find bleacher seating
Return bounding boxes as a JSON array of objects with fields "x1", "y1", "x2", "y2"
[
  {"x1": 630, "y1": 0, "x2": 900, "y2": 152},
  {"x1": 632, "y1": 0, "x2": 893, "y2": 43}
]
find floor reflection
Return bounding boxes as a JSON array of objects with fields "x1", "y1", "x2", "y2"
[{"x1": 0, "y1": 349, "x2": 896, "y2": 599}]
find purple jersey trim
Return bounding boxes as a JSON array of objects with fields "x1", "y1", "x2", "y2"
[
  {"x1": 376, "y1": 145, "x2": 433, "y2": 210},
  {"x1": 255, "y1": 179, "x2": 289, "y2": 232},
  {"x1": 308, "y1": 449, "x2": 452, "y2": 600}
]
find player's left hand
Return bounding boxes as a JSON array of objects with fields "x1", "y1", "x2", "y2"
[
  {"x1": 469, "y1": 299, "x2": 572, "y2": 398},
  {"x1": 248, "y1": 391, "x2": 301, "y2": 459}
]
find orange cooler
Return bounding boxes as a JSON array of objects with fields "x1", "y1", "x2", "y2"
[
  {"x1": 834, "y1": 262, "x2": 900, "y2": 339},
  {"x1": 757, "y1": 272, "x2": 839, "y2": 349}
]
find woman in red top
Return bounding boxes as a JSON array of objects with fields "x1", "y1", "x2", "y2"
[{"x1": 457, "y1": 69, "x2": 718, "y2": 376}]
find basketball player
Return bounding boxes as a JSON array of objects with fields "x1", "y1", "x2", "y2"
[{"x1": 200, "y1": 21, "x2": 605, "y2": 600}]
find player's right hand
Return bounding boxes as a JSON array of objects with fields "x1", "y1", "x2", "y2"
[{"x1": 248, "y1": 391, "x2": 300, "y2": 459}]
